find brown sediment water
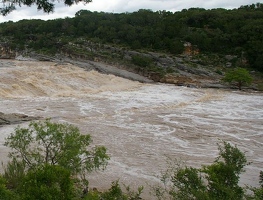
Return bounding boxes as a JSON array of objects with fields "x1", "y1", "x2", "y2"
[{"x1": 0, "y1": 59, "x2": 262, "y2": 199}]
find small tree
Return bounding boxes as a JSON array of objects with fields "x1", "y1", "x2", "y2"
[
  {"x1": 223, "y1": 67, "x2": 253, "y2": 90},
  {"x1": 152, "y1": 142, "x2": 248, "y2": 200},
  {"x1": 4, "y1": 119, "x2": 109, "y2": 184},
  {"x1": 203, "y1": 142, "x2": 247, "y2": 200}
]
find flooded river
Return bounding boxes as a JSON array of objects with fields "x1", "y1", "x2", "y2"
[{"x1": 0, "y1": 59, "x2": 262, "y2": 199}]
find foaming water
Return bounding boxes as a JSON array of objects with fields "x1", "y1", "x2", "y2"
[
  {"x1": 0, "y1": 60, "x2": 142, "y2": 98},
  {"x1": 0, "y1": 60, "x2": 262, "y2": 199}
]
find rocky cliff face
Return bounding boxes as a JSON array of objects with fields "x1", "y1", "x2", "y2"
[{"x1": 0, "y1": 43, "x2": 16, "y2": 59}]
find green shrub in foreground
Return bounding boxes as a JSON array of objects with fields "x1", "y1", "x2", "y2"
[
  {"x1": 18, "y1": 165, "x2": 74, "y2": 200},
  {"x1": 152, "y1": 141, "x2": 251, "y2": 200}
]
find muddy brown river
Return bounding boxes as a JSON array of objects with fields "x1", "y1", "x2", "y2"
[{"x1": 0, "y1": 59, "x2": 262, "y2": 199}]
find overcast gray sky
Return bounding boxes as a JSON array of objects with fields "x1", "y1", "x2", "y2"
[{"x1": 0, "y1": 0, "x2": 262, "y2": 23}]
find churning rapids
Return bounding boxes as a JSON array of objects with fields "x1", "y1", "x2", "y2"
[{"x1": 0, "y1": 59, "x2": 262, "y2": 199}]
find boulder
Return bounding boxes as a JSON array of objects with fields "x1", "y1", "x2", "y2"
[{"x1": 0, "y1": 112, "x2": 40, "y2": 126}]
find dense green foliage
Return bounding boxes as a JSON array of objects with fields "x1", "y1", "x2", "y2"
[
  {"x1": 98, "y1": 181, "x2": 143, "y2": 200},
  {"x1": 0, "y1": 175, "x2": 16, "y2": 199},
  {"x1": 152, "y1": 142, "x2": 262, "y2": 200},
  {"x1": 18, "y1": 165, "x2": 74, "y2": 200},
  {"x1": 0, "y1": 3, "x2": 262, "y2": 71},
  {"x1": 4, "y1": 119, "x2": 109, "y2": 175},
  {"x1": 223, "y1": 67, "x2": 253, "y2": 89}
]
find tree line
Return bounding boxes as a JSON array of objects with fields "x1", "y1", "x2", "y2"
[{"x1": 0, "y1": 3, "x2": 262, "y2": 71}]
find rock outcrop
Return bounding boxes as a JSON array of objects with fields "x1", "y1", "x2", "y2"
[
  {"x1": 55, "y1": 42, "x2": 229, "y2": 88},
  {"x1": 10, "y1": 40, "x2": 260, "y2": 90},
  {"x1": 0, "y1": 43, "x2": 16, "y2": 59},
  {"x1": 0, "y1": 112, "x2": 40, "y2": 126}
]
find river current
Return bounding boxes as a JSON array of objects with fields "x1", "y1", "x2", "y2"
[{"x1": 0, "y1": 60, "x2": 262, "y2": 199}]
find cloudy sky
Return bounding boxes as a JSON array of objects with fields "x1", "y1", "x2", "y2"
[{"x1": 0, "y1": 0, "x2": 262, "y2": 23}]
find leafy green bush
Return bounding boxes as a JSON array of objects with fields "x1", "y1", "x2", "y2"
[
  {"x1": 166, "y1": 67, "x2": 175, "y2": 74},
  {"x1": 4, "y1": 119, "x2": 109, "y2": 175},
  {"x1": 131, "y1": 55, "x2": 153, "y2": 68},
  {"x1": 99, "y1": 181, "x2": 143, "y2": 200},
  {"x1": 152, "y1": 142, "x2": 249, "y2": 200},
  {"x1": 203, "y1": 142, "x2": 247, "y2": 199},
  {"x1": 2, "y1": 160, "x2": 27, "y2": 193},
  {"x1": 18, "y1": 165, "x2": 74, "y2": 200},
  {"x1": 0, "y1": 175, "x2": 17, "y2": 200},
  {"x1": 215, "y1": 69, "x2": 223, "y2": 75}
]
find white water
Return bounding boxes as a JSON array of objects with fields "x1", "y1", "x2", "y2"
[{"x1": 0, "y1": 60, "x2": 262, "y2": 199}]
